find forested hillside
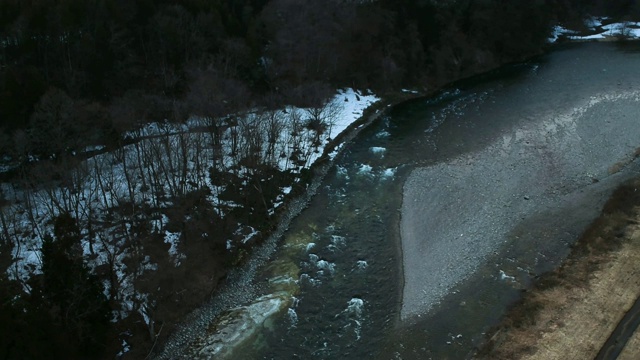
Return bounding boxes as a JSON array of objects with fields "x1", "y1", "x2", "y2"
[
  {"x1": 1, "y1": 0, "x2": 636, "y2": 153},
  {"x1": 0, "y1": 0, "x2": 638, "y2": 358}
]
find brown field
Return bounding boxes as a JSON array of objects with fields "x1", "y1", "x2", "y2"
[{"x1": 476, "y1": 178, "x2": 640, "y2": 360}]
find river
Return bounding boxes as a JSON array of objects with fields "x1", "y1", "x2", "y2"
[{"x1": 160, "y1": 42, "x2": 640, "y2": 359}]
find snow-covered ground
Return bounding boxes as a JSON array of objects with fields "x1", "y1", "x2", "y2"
[
  {"x1": 0, "y1": 88, "x2": 378, "y2": 329},
  {"x1": 550, "y1": 16, "x2": 640, "y2": 42}
]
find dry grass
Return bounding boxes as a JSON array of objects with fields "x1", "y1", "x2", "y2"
[
  {"x1": 518, "y1": 229, "x2": 640, "y2": 360},
  {"x1": 476, "y1": 178, "x2": 640, "y2": 360}
]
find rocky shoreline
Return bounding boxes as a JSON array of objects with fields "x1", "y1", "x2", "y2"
[{"x1": 152, "y1": 92, "x2": 422, "y2": 359}]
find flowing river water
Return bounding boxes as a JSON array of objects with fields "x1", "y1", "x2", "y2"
[{"x1": 164, "y1": 42, "x2": 640, "y2": 359}]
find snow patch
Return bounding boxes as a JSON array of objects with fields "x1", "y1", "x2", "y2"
[
  {"x1": 83, "y1": 145, "x2": 106, "y2": 153},
  {"x1": 241, "y1": 226, "x2": 260, "y2": 244},
  {"x1": 550, "y1": 18, "x2": 640, "y2": 43},
  {"x1": 117, "y1": 339, "x2": 131, "y2": 357},
  {"x1": 548, "y1": 25, "x2": 579, "y2": 43},
  {"x1": 164, "y1": 231, "x2": 185, "y2": 266},
  {"x1": 330, "y1": 89, "x2": 379, "y2": 139}
]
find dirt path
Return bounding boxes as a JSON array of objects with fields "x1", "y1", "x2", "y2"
[{"x1": 477, "y1": 179, "x2": 640, "y2": 360}]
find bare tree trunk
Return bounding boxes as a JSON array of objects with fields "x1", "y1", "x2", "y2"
[
  {"x1": 114, "y1": 147, "x2": 136, "y2": 207},
  {"x1": 178, "y1": 133, "x2": 190, "y2": 194},
  {"x1": 93, "y1": 156, "x2": 112, "y2": 210},
  {"x1": 0, "y1": 196, "x2": 13, "y2": 247}
]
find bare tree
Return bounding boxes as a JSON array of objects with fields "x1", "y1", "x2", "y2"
[
  {"x1": 0, "y1": 187, "x2": 13, "y2": 247},
  {"x1": 303, "y1": 97, "x2": 342, "y2": 146},
  {"x1": 263, "y1": 109, "x2": 285, "y2": 166}
]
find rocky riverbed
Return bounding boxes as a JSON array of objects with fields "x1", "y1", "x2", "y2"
[{"x1": 401, "y1": 42, "x2": 640, "y2": 322}]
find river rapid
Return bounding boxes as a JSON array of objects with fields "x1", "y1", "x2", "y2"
[{"x1": 167, "y1": 42, "x2": 640, "y2": 359}]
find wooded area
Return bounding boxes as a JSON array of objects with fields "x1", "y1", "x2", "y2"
[{"x1": 0, "y1": 0, "x2": 638, "y2": 358}]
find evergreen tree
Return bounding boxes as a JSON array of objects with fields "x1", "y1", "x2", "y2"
[{"x1": 35, "y1": 213, "x2": 111, "y2": 358}]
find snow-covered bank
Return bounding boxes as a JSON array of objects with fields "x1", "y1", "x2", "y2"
[
  {"x1": 0, "y1": 87, "x2": 378, "y2": 356},
  {"x1": 4, "y1": 88, "x2": 377, "y2": 278},
  {"x1": 154, "y1": 91, "x2": 388, "y2": 359},
  {"x1": 550, "y1": 16, "x2": 640, "y2": 43}
]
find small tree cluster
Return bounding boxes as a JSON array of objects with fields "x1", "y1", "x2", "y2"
[{"x1": 0, "y1": 214, "x2": 110, "y2": 359}]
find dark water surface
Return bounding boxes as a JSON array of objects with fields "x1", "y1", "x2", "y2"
[{"x1": 250, "y1": 42, "x2": 640, "y2": 359}]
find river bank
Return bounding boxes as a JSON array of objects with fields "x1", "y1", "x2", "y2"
[
  {"x1": 389, "y1": 41, "x2": 640, "y2": 360},
  {"x1": 151, "y1": 90, "x2": 423, "y2": 359},
  {"x1": 400, "y1": 41, "x2": 640, "y2": 322},
  {"x1": 476, "y1": 177, "x2": 640, "y2": 359}
]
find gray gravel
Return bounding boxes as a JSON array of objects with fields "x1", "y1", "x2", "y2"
[{"x1": 401, "y1": 73, "x2": 640, "y2": 320}]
